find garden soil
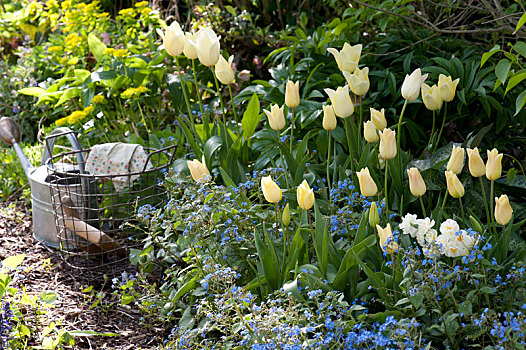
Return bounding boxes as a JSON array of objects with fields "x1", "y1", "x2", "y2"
[{"x1": 0, "y1": 201, "x2": 169, "y2": 349}]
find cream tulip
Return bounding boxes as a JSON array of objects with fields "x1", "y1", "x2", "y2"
[
  {"x1": 322, "y1": 105, "x2": 337, "y2": 130},
  {"x1": 401, "y1": 68, "x2": 428, "y2": 101},
  {"x1": 407, "y1": 167, "x2": 426, "y2": 197},
  {"x1": 297, "y1": 180, "x2": 315, "y2": 210},
  {"x1": 356, "y1": 167, "x2": 378, "y2": 197},
  {"x1": 343, "y1": 67, "x2": 370, "y2": 96},
  {"x1": 467, "y1": 148, "x2": 486, "y2": 177},
  {"x1": 263, "y1": 104, "x2": 286, "y2": 131},
  {"x1": 285, "y1": 80, "x2": 300, "y2": 108},
  {"x1": 486, "y1": 148, "x2": 503, "y2": 180},
  {"x1": 364, "y1": 120, "x2": 378, "y2": 143},
  {"x1": 215, "y1": 55, "x2": 235, "y2": 85},
  {"x1": 183, "y1": 31, "x2": 198, "y2": 59},
  {"x1": 370, "y1": 107, "x2": 387, "y2": 130},
  {"x1": 421, "y1": 83, "x2": 443, "y2": 111},
  {"x1": 495, "y1": 194, "x2": 513, "y2": 225},
  {"x1": 445, "y1": 170, "x2": 465, "y2": 198},
  {"x1": 195, "y1": 28, "x2": 220, "y2": 66},
  {"x1": 187, "y1": 157, "x2": 210, "y2": 183},
  {"x1": 327, "y1": 43, "x2": 362, "y2": 73},
  {"x1": 164, "y1": 21, "x2": 186, "y2": 57},
  {"x1": 438, "y1": 74, "x2": 460, "y2": 102},
  {"x1": 261, "y1": 176, "x2": 282, "y2": 203},
  {"x1": 324, "y1": 86, "x2": 354, "y2": 118},
  {"x1": 376, "y1": 223, "x2": 399, "y2": 253},
  {"x1": 446, "y1": 145, "x2": 465, "y2": 174},
  {"x1": 378, "y1": 128, "x2": 397, "y2": 160}
]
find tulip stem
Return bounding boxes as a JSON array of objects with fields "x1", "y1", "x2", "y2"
[
  {"x1": 490, "y1": 179, "x2": 496, "y2": 235},
  {"x1": 358, "y1": 96, "x2": 363, "y2": 150},
  {"x1": 344, "y1": 118, "x2": 353, "y2": 171},
  {"x1": 192, "y1": 59, "x2": 207, "y2": 137},
  {"x1": 136, "y1": 102, "x2": 152, "y2": 135},
  {"x1": 429, "y1": 109, "x2": 436, "y2": 149},
  {"x1": 419, "y1": 196, "x2": 426, "y2": 218},
  {"x1": 396, "y1": 99, "x2": 408, "y2": 152},
  {"x1": 228, "y1": 84, "x2": 239, "y2": 124},
  {"x1": 175, "y1": 57, "x2": 193, "y2": 120},
  {"x1": 289, "y1": 107, "x2": 295, "y2": 153},
  {"x1": 307, "y1": 209, "x2": 318, "y2": 259},
  {"x1": 479, "y1": 177, "x2": 491, "y2": 230},
  {"x1": 384, "y1": 159, "x2": 389, "y2": 221},
  {"x1": 211, "y1": 68, "x2": 227, "y2": 126},
  {"x1": 327, "y1": 130, "x2": 332, "y2": 203},
  {"x1": 434, "y1": 102, "x2": 447, "y2": 153},
  {"x1": 459, "y1": 197, "x2": 465, "y2": 223},
  {"x1": 439, "y1": 192, "x2": 448, "y2": 224}
]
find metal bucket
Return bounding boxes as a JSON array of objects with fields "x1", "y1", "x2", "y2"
[{"x1": 0, "y1": 117, "x2": 86, "y2": 247}]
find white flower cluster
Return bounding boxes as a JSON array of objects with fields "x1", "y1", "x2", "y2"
[{"x1": 399, "y1": 214, "x2": 476, "y2": 258}]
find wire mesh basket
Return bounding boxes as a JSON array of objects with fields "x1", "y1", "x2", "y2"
[{"x1": 45, "y1": 139, "x2": 176, "y2": 274}]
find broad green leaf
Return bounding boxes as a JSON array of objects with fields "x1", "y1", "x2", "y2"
[
  {"x1": 19, "y1": 23, "x2": 38, "y2": 41},
  {"x1": 18, "y1": 87, "x2": 47, "y2": 97},
  {"x1": 505, "y1": 71, "x2": 526, "y2": 94},
  {"x1": 255, "y1": 230, "x2": 280, "y2": 291},
  {"x1": 173, "y1": 274, "x2": 198, "y2": 302},
  {"x1": 88, "y1": 33, "x2": 107, "y2": 62},
  {"x1": 515, "y1": 15, "x2": 526, "y2": 34},
  {"x1": 515, "y1": 90, "x2": 526, "y2": 116},
  {"x1": 480, "y1": 45, "x2": 500, "y2": 67},
  {"x1": 513, "y1": 42, "x2": 526, "y2": 59},
  {"x1": 55, "y1": 88, "x2": 81, "y2": 107},
  {"x1": 68, "y1": 330, "x2": 119, "y2": 337},
  {"x1": 495, "y1": 59, "x2": 511, "y2": 84},
  {"x1": 241, "y1": 93, "x2": 261, "y2": 139},
  {"x1": 1, "y1": 254, "x2": 26, "y2": 270}
]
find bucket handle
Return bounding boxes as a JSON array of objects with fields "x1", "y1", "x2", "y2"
[{"x1": 42, "y1": 128, "x2": 85, "y2": 173}]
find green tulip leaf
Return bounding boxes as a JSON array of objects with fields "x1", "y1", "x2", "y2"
[
  {"x1": 88, "y1": 33, "x2": 107, "y2": 62},
  {"x1": 241, "y1": 92, "x2": 261, "y2": 139}
]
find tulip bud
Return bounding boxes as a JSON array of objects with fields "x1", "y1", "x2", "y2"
[
  {"x1": 327, "y1": 43, "x2": 362, "y2": 73},
  {"x1": 378, "y1": 128, "x2": 397, "y2": 160},
  {"x1": 446, "y1": 145, "x2": 465, "y2": 174},
  {"x1": 445, "y1": 170, "x2": 464, "y2": 198},
  {"x1": 261, "y1": 176, "x2": 282, "y2": 203},
  {"x1": 183, "y1": 31, "x2": 198, "y2": 59},
  {"x1": 196, "y1": 28, "x2": 220, "y2": 66},
  {"x1": 486, "y1": 148, "x2": 503, "y2": 180},
  {"x1": 467, "y1": 148, "x2": 485, "y2": 177},
  {"x1": 322, "y1": 105, "x2": 337, "y2": 130},
  {"x1": 469, "y1": 215, "x2": 484, "y2": 234},
  {"x1": 369, "y1": 202, "x2": 380, "y2": 228},
  {"x1": 401, "y1": 68, "x2": 428, "y2": 101},
  {"x1": 164, "y1": 21, "x2": 186, "y2": 57},
  {"x1": 376, "y1": 223, "x2": 399, "y2": 253},
  {"x1": 215, "y1": 55, "x2": 235, "y2": 85},
  {"x1": 282, "y1": 203, "x2": 291, "y2": 226},
  {"x1": 285, "y1": 80, "x2": 300, "y2": 108},
  {"x1": 343, "y1": 67, "x2": 370, "y2": 96},
  {"x1": 407, "y1": 167, "x2": 426, "y2": 197},
  {"x1": 297, "y1": 180, "x2": 315, "y2": 210},
  {"x1": 495, "y1": 194, "x2": 513, "y2": 226},
  {"x1": 364, "y1": 120, "x2": 378, "y2": 143},
  {"x1": 370, "y1": 108, "x2": 387, "y2": 130},
  {"x1": 263, "y1": 104, "x2": 286, "y2": 131},
  {"x1": 438, "y1": 74, "x2": 460, "y2": 102},
  {"x1": 324, "y1": 86, "x2": 354, "y2": 118},
  {"x1": 421, "y1": 83, "x2": 443, "y2": 111},
  {"x1": 187, "y1": 157, "x2": 210, "y2": 183},
  {"x1": 356, "y1": 167, "x2": 378, "y2": 197}
]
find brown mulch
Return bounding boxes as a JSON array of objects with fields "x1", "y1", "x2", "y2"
[{"x1": 0, "y1": 201, "x2": 169, "y2": 349}]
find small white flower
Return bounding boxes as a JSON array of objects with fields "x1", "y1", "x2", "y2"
[
  {"x1": 416, "y1": 217, "x2": 435, "y2": 245},
  {"x1": 400, "y1": 213, "x2": 419, "y2": 237},
  {"x1": 440, "y1": 219, "x2": 460, "y2": 236}
]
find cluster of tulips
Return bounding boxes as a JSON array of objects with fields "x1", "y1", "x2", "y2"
[{"x1": 181, "y1": 31, "x2": 514, "y2": 258}]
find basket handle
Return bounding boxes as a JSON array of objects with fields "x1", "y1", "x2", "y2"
[{"x1": 42, "y1": 128, "x2": 85, "y2": 173}]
